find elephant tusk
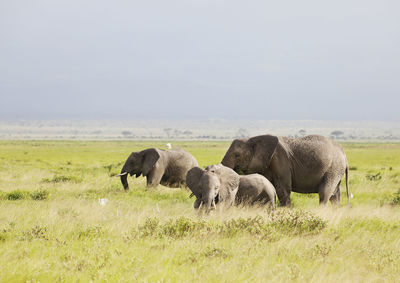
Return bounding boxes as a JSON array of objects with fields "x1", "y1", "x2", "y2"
[
  {"x1": 198, "y1": 201, "x2": 203, "y2": 210},
  {"x1": 212, "y1": 200, "x2": 216, "y2": 210},
  {"x1": 118, "y1": 172, "x2": 128, "y2": 176}
]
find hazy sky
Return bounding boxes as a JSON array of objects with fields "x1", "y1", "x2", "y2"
[{"x1": 1, "y1": 0, "x2": 399, "y2": 120}]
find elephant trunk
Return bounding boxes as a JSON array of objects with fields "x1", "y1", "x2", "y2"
[
  {"x1": 120, "y1": 164, "x2": 129, "y2": 191},
  {"x1": 204, "y1": 192, "x2": 215, "y2": 213}
]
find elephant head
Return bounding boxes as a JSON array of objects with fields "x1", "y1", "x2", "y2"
[
  {"x1": 221, "y1": 135, "x2": 279, "y2": 175},
  {"x1": 186, "y1": 164, "x2": 240, "y2": 212},
  {"x1": 119, "y1": 148, "x2": 160, "y2": 190}
]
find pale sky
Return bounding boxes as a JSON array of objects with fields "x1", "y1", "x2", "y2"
[{"x1": 1, "y1": 0, "x2": 399, "y2": 120}]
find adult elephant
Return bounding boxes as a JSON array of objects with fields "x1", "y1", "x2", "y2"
[
  {"x1": 119, "y1": 148, "x2": 198, "y2": 190},
  {"x1": 221, "y1": 134, "x2": 349, "y2": 206}
]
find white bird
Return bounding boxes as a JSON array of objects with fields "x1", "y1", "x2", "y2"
[
  {"x1": 166, "y1": 143, "x2": 172, "y2": 149},
  {"x1": 99, "y1": 198, "x2": 109, "y2": 206}
]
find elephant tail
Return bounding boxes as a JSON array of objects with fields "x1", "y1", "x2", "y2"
[{"x1": 345, "y1": 165, "x2": 350, "y2": 206}]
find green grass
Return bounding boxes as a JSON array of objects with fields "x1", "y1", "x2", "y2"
[{"x1": 0, "y1": 141, "x2": 399, "y2": 282}]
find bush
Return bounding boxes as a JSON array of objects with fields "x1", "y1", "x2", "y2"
[
  {"x1": 76, "y1": 225, "x2": 104, "y2": 240},
  {"x1": 42, "y1": 175, "x2": 82, "y2": 183},
  {"x1": 1, "y1": 189, "x2": 49, "y2": 201},
  {"x1": 103, "y1": 162, "x2": 123, "y2": 173},
  {"x1": 138, "y1": 217, "x2": 209, "y2": 238},
  {"x1": 202, "y1": 247, "x2": 230, "y2": 259},
  {"x1": 30, "y1": 190, "x2": 49, "y2": 200},
  {"x1": 20, "y1": 225, "x2": 48, "y2": 241},
  {"x1": 0, "y1": 231, "x2": 7, "y2": 242},
  {"x1": 7, "y1": 190, "x2": 26, "y2": 200},
  {"x1": 366, "y1": 172, "x2": 382, "y2": 181},
  {"x1": 220, "y1": 216, "x2": 273, "y2": 238},
  {"x1": 139, "y1": 217, "x2": 160, "y2": 237},
  {"x1": 161, "y1": 217, "x2": 209, "y2": 238},
  {"x1": 270, "y1": 209, "x2": 327, "y2": 234},
  {"x1": 392, "y1": 189, "x2": 400, "y2": 205},
  {"x1": 134, "y1": 210, "x2": 326, "y2": 239}
]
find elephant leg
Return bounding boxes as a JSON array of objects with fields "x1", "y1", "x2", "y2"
[
  {"x1": 225, "y1": 187, "x2": 239, "y2": 208},
  {"x1": 329, "y1": 183, "x2": 341, "y2": 206},
  {"x1": 255, "y1": 191, "x2": 275, "y2": 208},
  {"x1": 274, "y1": 181, "x2": 292, "y2": 206},
  {"x1": 258, "y1": 194, "x2": 275, "y2": 208},
  {"x1": 250, "y1": 193, "x2": 264, "y2": 206},
  {"x1": 267, "y1": 192, "x2": 277, "y2": 208},
  {"x1": 146, "y1": 168, "x2": 163, "y2": 187},
  {"x1": 318, "y1": 174, "x2": 342, "y2": 205}
]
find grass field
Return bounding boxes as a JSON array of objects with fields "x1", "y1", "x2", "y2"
[{"x1": 0, "y1": 141, "x2": 399, "y2": 282}]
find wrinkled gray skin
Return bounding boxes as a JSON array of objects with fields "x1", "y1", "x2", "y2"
[
  {"x1": 221, "y1": 134, "x2": 349, "y2": 206},
  {"x1": 120, "y1": 148, "x2": 198, "y2": 190},
  {"x1": 186, "y1": 164, "x2": 239, "y2": 212},
  {"x1": 236, "y1": 174, "x2": 276, "y2": 208}
]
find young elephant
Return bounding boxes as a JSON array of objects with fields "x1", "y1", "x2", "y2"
[
  {"x1": 186, "y1": 164, "x2": 276, "y2": 212},
  {"x1": 236, "y1": 174, "x2": 276, "y2": 208},
  {"x1": 119, "y1": 148, "x2": 198, "y2": 190},
  {"x1": 186, "y1": 164, "x2": 240, "y2": 212}
]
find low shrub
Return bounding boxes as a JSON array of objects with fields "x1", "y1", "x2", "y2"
[
  {"x1": 76, "y1": 225, "x2": 104, "y2": 240},
  {"x1": 103, "y1": 162, "x2": 124, "y2": 176},
  {"x1": 1, "y1": 190, "x2": 49, "y2": 201},
  {"x1": 392, "y1": 189, "x2": 400, "y2": 205},
  {"x1": 134, "y1": 210, "x2": 326, "y2": 239},
  {"x1": 270, "y1": 209, "x2": 327, "y2": 234},
  {"x1": 20, "y1": 225, "x2": 48, "y2": 241},
  {"x1": 202, "y1": 247, "x2": 230, "y2": 258},
  {"x1": 0, "y1": 231, "x2": 8, "y2": 242},
  {"x1": 42, "y1": 175, "x2": 82, "y2": 183},
  {"x1": 139, "y1": 217, "x2": 160, "y2": 237},
  {"x1": 220, "y1": 216, "x2": 273, "y2": 238},
  {"x1": 30, "y1": 190, "x2": 49, "y2": 200},
  {"x1": 161, "y1": 217, "x2": 209, "y2": 238},
  {"x1": 366, "y1": 172, "x2": 382, "y2": 181},
  {"x1": 6, "y1": 190, "x2": 26, "y2": 200}
]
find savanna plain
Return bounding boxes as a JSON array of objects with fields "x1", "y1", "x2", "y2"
[{"x1": 0, "y1": 141, "x2": 399, "y2": 282}]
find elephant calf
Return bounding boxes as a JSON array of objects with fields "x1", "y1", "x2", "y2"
[
  {"x1": 119, "y1": 148, "x2": 198, "y2": 190},
  {"x1": 186, "y1": 164, "x2": 239, "y2": 212},
  {"x1": 236, "y1": 174, "x2": 276, "y2": 208},
  {"x1": 186, "y1": 164, "x2": 276, "y2": 212}
]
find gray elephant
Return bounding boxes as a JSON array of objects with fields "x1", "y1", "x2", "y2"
[
  {"x1": 186, "y1": 164, "x2": 276, "y2": 212},
  {"x1": 119, "y1": 148, "x2": 198, "y2": 190},
  {"x1": 186, "y1": 164, "x2": 239, "y2": 212},
  {"x1": 221, "y1": 134, "x2": 349, "y2": 206},
  {"x1": 236, "y1": 174, "x2": 276, "y2": 208}
]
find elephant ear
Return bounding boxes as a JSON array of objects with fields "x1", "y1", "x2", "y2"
[
  {"x1": 209, "y1": 164, "x2": 239, "y2": 205},
  {"x1": 186, "y1": 167, "x2": 205, "y2": 197},
  {"x1": 141, "y1": 148, "x2": 160, "y2": 176},
  {"x1": 248, "y1": 135, "x2": 279, "y2": 169}
]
